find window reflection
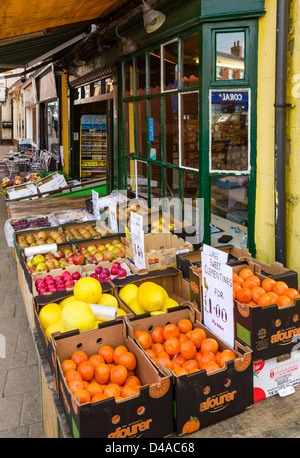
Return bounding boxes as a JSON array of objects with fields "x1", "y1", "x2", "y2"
[
  {"x1": 211, "y1": 175, "x2": 248, "y2": 226},
  {"x1": 163, "y1": 40, "x2": 178, "y2": 91},
  {"x1": 136, "y1": 100, "x2": 147, "y2": 158},
  {"x1": 137, "y1": 161, "x2": 148, "y2": 198},
  {"x1": 216, "y1": 32, "x2": 245, "y2": 80},
  {"x1": 136, "y1": 55, "x2": 146, "y2": 96},
  {"x1": 181, "y1": 92, "x2": 199, "y2": 169},
  {"x1": 149, "y1": 49, "x2": 161, "y2": 94},
  {"x1": 124, "y1": 60, "x2": 133, "y2": 97},
  {"x1": 182, "y1": 33, "x2": 199, "y2": 88},
  {"x1": 164, "y1": 95, "x2": 179, "y2": 165},
  {"x1": 149, "y1": 98, "x2": 161, "y2": 161},
  {"x1": 150, "y1": 164, "x2": 162, "y2": 198}
]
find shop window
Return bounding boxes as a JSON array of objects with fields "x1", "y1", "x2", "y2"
[
  {"x1": 149, "y1": 98, "x2": 161, "y2": 161},
  {"x1": 136, "y1": 160, "x2": 148, "y2": 198},
  {"x1": 104, "y1": 77, "x2": 114, "y2": 93},
  {"x1": 136, "y1": 55, "x2": 146, "y2": 96},
  {"x1": 162, "y1": 39, "x2": 178, "y2": 92},
  {"x1": 211, "y1": 175, "x2": 248, "y2": 226},
  {"x1": 149, "y1": 48, "x2": 161, "y2": 94},
  {"x1": 164, "y1": 95, "x2": 179, "y2": 165},
  {"x1": 215, "y1": 31, "x2": 245, "y2": 81},
  {"x1": 84, "y1": 85, "x2": 90, "y2": 98},
  {"x1": 93, "y1": 81, "x2": 101, "y2": 96},
  {"x1": 182, "y1": 170, "x2": 199, "y2": 224},
  {"x1": 125, "y1": 102, "x2": 135, "y2": 156},
  {"x1": 126, "y1": 158, "x2": 136, "y2": 198},
  {"x1": 180, "y1": 92, "x2": 199, "y2": 169},
  {"x1": 135, "y1": 100, "x2": 147, "y2": 158},
  {"x1": 165, "y1": 167, "x2": 179, "y2": 198},
  {"x1": 181, "y1": 33, "x2": 199, "y2": 88},
  {"x1": 209, "y1": 89, "x2": 250, "y2": 172},
  {"x1": 150, "y1": 164, "x2": 162, "y2": 198},
  {"x1": 124, "y1": 60, "x2": 134, "y2": 97}
]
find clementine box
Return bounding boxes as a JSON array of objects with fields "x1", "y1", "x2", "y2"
[
  {"x1": 52, "y1": 320, "x2": 173, "y2": 438},
  {"x1": 126, "y1": 304, "x2": 253, "y2": 435},
  {"x1": 233, "y1": 263, "x2": 300, "y2": 360}
]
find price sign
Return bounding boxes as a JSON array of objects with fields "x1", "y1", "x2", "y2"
[
  {"x1": 92, "y1": 190, "x2": 100, "y2": 220},
  {"x1": 131, "y1": 212, "x2": 146, "y2": 270},
  {"x1": 108, "y1": 199, "x2": 118, "y2": 233},
  {"x1": 201, "y1": 244, "x2": 234, "y2": 347}
]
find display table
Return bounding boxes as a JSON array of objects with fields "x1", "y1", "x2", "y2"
[{"x1": 211, "y1": 214, "x2": 247, "y2": 249}]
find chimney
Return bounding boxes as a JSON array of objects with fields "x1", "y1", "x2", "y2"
[{"x1": 231, "y1": 40, "x2": 242, "y2": 57}]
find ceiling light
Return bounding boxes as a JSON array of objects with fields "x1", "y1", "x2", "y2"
[{"x1": 142, "y1": 0, "x2": 166, "y2": 33}]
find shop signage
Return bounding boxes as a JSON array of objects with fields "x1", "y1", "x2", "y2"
[
  {"x1": 201, "y1": 244, "x2": 234, "y2": 347},
  {"x1": 130, "y1": 212, "x2": 146, "y2": 270},
  {"x1": 149, "y1": 118, "x2": 154, "y2": 141}
]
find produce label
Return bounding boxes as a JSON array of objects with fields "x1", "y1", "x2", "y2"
[
  {"x1": 202, "y1": 244, "x2": 234, "y2": 347},
  {"x1": 130, "y1": 212, "x2": 146, "y2": 270}
]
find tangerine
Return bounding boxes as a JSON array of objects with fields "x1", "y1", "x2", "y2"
[
  {"x1": 243, "y1": 275, "x2": 261, "y2": 289},
  {"x1": 73, "y1": 389, "x2": 91, "y2": 404},
  {"x1": 272, "y1": 281, "x2": 289, "y2": 296},
  {"x1": 104, "y1": 383, "x2": 122, "y2": 398},
  {"x1": 122, "y1": 384, "x2": 140, "y2": 398},
  {"x1": 261, "y1": 278, "x2": 277, "y2": 292},
  {"x1": 77, "y1": 361, "x2": 95, "y2": 381},
  {"x1": 173, "y1": 367, "x2": 188, "y2": 377},
  {"x1": 285, "y1": 288, "x2": 300, "y2": 301},
  {"x1": 65, "y1": 368, "x2": 82, "y2": 384},
  {"x1": 162, "y1": 323, "x2": 180, "y2": 340},
  {"x1": 137, "y1": 331, "x2": 153, "y2": 350},
  {"x1": 118, "y1": 351, "x2": 137, "y2": 371},
  {"x1": 172, "y1": 353, "x2": 186, "y2": 367},
  {"x1": 124, "y1": 375, "x2": 141, "y2": 386},
  {"x1": 177, "y1": 319, "x2": 193, "y2": 334},
  {"x1": 201, "y1": 338, "x2": 219, "y2": 354},
  {"x1": 151, "y1": 343, "x2": 165, "y2": 355},
  {"x1": 68, "y1": 379, "x2": 85, "y2": 394},
  {"x1": 61, "y1": 359, "x2": 76, "y2": 374},
  {"x1": 151, "y1": 326, "x2": 165, "y2": 343},
  {"x1": 189, "y1": 328, "x2": 206, "y2": 349},
  {"x1": 199, "y1": 351, "x2": 217, "y2": 369},
  {"x1": 251, "y1": 286, "x2": 266, "y2": 303},
  {"x1": 157, "y1": 353, "x2": 173, "y2": 369},
  {"x1": 98, "y1": 345, "x2": 114, "y2": 364},
  {"x1": 219, "y1": 349, "x2": 236, "y2": 368},
  {"x1": 257, "y1": 292, "x2": 274, "y2": 307},
  {"x1": 71, "y1": 350, "x2": 88, "y2": 367},
  {"x1": 182, "y1": 359, "x2": 199, "y2": 372},
  {"x1": 239, "y1": 268, "x2": 254, "y2": 280},
  {"x1": 164, "y1": 337, "x2": 180, "y2": 356},
  {"x1": 180, "y1": 340, "x2": 197, "y2": 360},
  {"x1": 233, "y1": 272, "x2": 244, "y2": 286},
  {"x1": 233, "y1": 282, "x2": 242, "y2": 294},
  {"x1": 86, "y1": 382, "x2": 103, "y2": 398},
  {"x1": 89, "y1": 354, "x2": 105, "y2": 367},
  {"x1": 202, "y1": 361, "x2": 220, "y2": 373},
  {"x1": 91, "y1": 392, "x2": 109, "y2": 403},
  {"x1": 109, "y1": 365, "x2": 128, "y2": 385},
  {"x1": 236, "y1": 287, "x2": 252, "y2": 304},
  {"x1": 94, "y1": 363, "x2": 111, "y2": 384},
  {"x1": 113, "y1": 345, "x2": 128, "y2": 364},
  {"x1": 145, "y1": 348, "x2": 156, "y2": 360},
  {"x1": 276, "y1": 295, "x2": 293, "y2": 308}
]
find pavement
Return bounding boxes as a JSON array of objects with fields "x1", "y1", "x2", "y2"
[{"x1": 0, "y1": 143, "x2": 45, "y2": 438}]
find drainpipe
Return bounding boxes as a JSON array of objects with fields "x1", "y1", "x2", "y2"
[{"x1": 274, "y1": 0, "x2": 289, "y2": 266}]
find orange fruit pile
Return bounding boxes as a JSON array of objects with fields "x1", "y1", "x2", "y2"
[
  {"x1": 61, "y1": 346, "x2": 145, "y2": 405},
  {"x1": 233, "y1": 267, "x2": 300, "y2": 308},
  {"x1": 134, "y1": 318, "x2": 236, "y2": 376}
]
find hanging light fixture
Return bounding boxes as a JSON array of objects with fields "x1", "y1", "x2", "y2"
[
  {"x1": 142, "y1": 0, "x2": 166, "y2": 33},
  {"x1": 115, "y1": 8, "x2": 139, "y2": 55}
]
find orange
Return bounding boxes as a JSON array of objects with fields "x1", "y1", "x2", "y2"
[
  {"x1": 61, "y1": 359, "x2": 77, "y2": 375},
  {"x1": 164, "y1": 337, "x2": 180, "y2": 356},
  {"x1": 178, "y1": 332, "x2": 188, "y2": 343},
  {"x1": 236, "y1": 287, "x2": 252, "y2": 304},
  {"x1": 82, "y1": 380, "x2": 90, "y2": 390},
  {"x1": 151, "y1": 327, "x2": 165, "y2": 343},
  {"x1": 94, "y1": 363, "x2": 111, "y2": 384},
  {"x1": 177, "y1": 319, "x2": 193, "y2": 334},
  {"x1": 113, "y1": 345, "x2": 128, "y2": 364},
  {"x1": 233, "y1": 282, "x2": 242, "y2": 294},
  {"x1": 261, "y1": 278, "x2": 277, "y2": 292},
  {"x1": 285, "y1": 288, "x2": 300, "y2": 301},
  {"x1": 215, "y1": 351, "x2": 221, "y2": 365},
  {"x1": 233, "y1": 272, "x2": 244, "y2": 286},
  {"x1": 98, "y1": 345, "x2": 114, "y2": 364},
  {"x1": 124, "y1": 375, "x2": 141, "y2": 386},
  {"x1": 89, "y1": 354, "x2": 105, "y2": 368},
  {"x1": 243, "y1": 275, "x2": 261, "y2": 289},
  {"x1": 145, "y1": 348, "x2": 156, "y2": 360},
  {"x1": 257, "y1": 292, "x2": 274, "y2": 307},
  {"x1": 272, "y1": 281, "x2": 288, "y2": 296},
  {"x1": 109, "y1": 365, "x2": 128, "y2": 386},
  {"x1": 163, "y1": 323, "x2": 180, "y2": 340},
  {"x1": 194, "y1": 351, "x2": 202, "y2": 366},
  {"x1": 189, "y1": 328, "x2": 207, "y2": 349},
  {"x1": 65, "y1": 368, "x2": 82, "y2": 384},
  {"x1": 202, "y1": 361, "x2": 220, "y2": 373},
  {"x1": 104, "y1": 383, "x2": 122, "y2": 399},
  {"x1": 239, "y1": 267, "x2": 254, "y2": 280},
  {"x1": 185, "y1": 330, "x2": 193, "y2": 340},
  {"x1": 182, "y1": 359, "x2": 199, "y2": 372},
  {"x1": 77, "y1": 361, "x2": 95, "y2": 381},
  {"x1": 172, "y1": 353, "x2": 186, "y2": 367},
  {"x1": 173, "y1": 366, "x2": 188, "y2": 377},
  {"x1": 86, "y1": 382, "x2": 103, "y2": 398},
  {"x1": 201, "y1": 338, "x2": 219, "y2": 355},
  {"x1": 188, "y1": 367, "x2": 200, "y2": 374},
  {"x1": 122, "y1": 384, "x2": 140, "y2": 398},
  {"x1": 151, "y1": 343, "x2": 164, "y2": 355},
  {"x1": 157, "y1": 353, "x2": 173, "y2": 369},
  {"x1": 73, "y1": 389, "x2": 91, "y2": 404},
  {"x1": 91, "y1": 392, "x2": 109, "y2": 403},
  {"x1": 276, "y1": 295, "x2": 293, "y2": 308},
  {"x1": 248, "y1": 300, "x2": 257, "y2": 307},
  {"x1": 118, "y1": 351, "x2": 137, "y2": 371},
  {"x1": 134, "y1": 329, "x2": 143, "y2": 339},
  {"x1": 68, "y1": 379, "x2": 85, "y2": 394},
  {"x1": 71, "y1": 350, "x2": 88, "y2": 367},
  {"x1": 199, "y1": 351, "x2": 217, "y2": 369},
  {"x1": 137, "y1": 331, "x2": 153, "y2": 350},
  {"x1": 180, "y1": 340, "x2": 197, "y2": 360},
  {"x1": 251, "y1": 286, "x2": 266, "y2": 303},
  {"x1": 268, "y1": 291, "x2": 278, "y2": 303},
  {"x1": 219, "y1": 349, "x2": 236, "y2": 368}
]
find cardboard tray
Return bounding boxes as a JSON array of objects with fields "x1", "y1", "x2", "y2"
[
  {"x1": 126, "y1": 303, "x2": 253, "y2": 435},
  {"x1": 52, "y1": 320, "x2": 173, "y2": 438},
  {"x1": 61, "y1": 220, "x2": 116, "y2": 242},
  {"x1": 75, "y1": 236, "x2": 127, "y2": 265}
]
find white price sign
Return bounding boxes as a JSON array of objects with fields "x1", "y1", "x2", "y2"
[
  {"x1": 92, "y1": 190, "x2": 100, "y2": 219},
  {"x1": 201, "y1": 244, "x2": 234, "y2": 347},
  {"x1": 131, "y1": 211, "x2": 146, "y2": 270},
  {"x1": 108, "y1": 199, "x2": 118, "y2": 233}
]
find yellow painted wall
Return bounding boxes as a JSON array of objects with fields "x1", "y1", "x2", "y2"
[
  {"x1": 286, "y1": 0, "x2": 300, "y2": 272},
  {"x1": 255, "y1": 0, "x2": 276, "y2": 264},
  {"x1": 60, "y1": 73, "x2": 69, "y2": 176}
]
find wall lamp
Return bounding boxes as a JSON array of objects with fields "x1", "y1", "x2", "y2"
[{"x1": 142, "y1": 0, "x2": 166, "y2": 33}]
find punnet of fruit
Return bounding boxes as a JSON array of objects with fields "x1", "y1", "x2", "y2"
[
  {"x1": 233, "y1": 267, "x2": 300, "y2": 308},
  {"x1": 38, "y1": 277, "x2": 127, "y2": 340}
]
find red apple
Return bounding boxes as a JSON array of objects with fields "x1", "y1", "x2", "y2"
[
  {"x1": 54, "y1": 276, "x2": 63, "y2": 283},
  {"x1": 38, "y1": 287, "x2": 48, "y2": 295},
  {"x1": 102, "y1": 268, "x2": 110, "y2": 277},
  {"x1": 72, "y1": 271, "x2": 81, "y2": 281},
  {"x1": 116, "y1": 268, "x2": 127, "y2": 278},
  {"x1": 72, "y1": 253, "x2": 85, "y2": 266},
  {"x1": 112, "y1": 262, "x2": 121, "y2": 271},
  {"x1": 44, "y1": 275, "x2": 54, "y2": 282},
  {"x1": 56, "y1": 250, "x2": 65, "y2": 260},
  {"x1": 62, "y1": 271, "x2": 71, "y2": 281},
  {"x1": 65, "y1": 279, "x2": 75, "y2": 287},
  {"x1": 95, "y1": 266, "x2": 103, "y2": 275},
  {"x1": 35, "y1": 278, "x2": 44, "y2": 287},
  {"x1": 57, "y1": 284, "x2": 66, "y2": 291},
  {"x1": 90, "y1": 273, "x2": 98, "y2": 280},
  {"x1": 48, "y1": 286, "x2": 58, "y2": 293}
]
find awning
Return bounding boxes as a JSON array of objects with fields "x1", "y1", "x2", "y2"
[{"x1": 0, "y1": 0, "x2": 131, "y2": 73}]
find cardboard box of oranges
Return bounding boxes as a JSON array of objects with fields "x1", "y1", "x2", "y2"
[
  {"x1": 125, "y1": 303, "x2": 253, "y2": 435},
  {"x1": 233, "y1": 263, "x2": 300, "y2": 360},
  {"x1": 52, "y1": 320, "x2": 173, "y2": 438}
]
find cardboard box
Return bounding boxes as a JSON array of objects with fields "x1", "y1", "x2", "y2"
[
  {"x1": 62, "y1": 220, "x2": 116, "y2": 242},
  {"x1": 75, "y1": 236, "x2": 127, "y2": 265},
  {"x1": 233, "y1": 263, "x2": 300, "y2": 360},
  {"x1": 31, "y1": 265, "x2": 86, "y2": 300},
  {"x1": 14, "y1": 226, "x2": 66, "y2": 250},
  {"x1": 126, "y1": 232, "x2": 193, "y2": 272},
  {"x1": 253, "y1": 352, "x2": 300, "y2": 403},
  {"x1": 53, "y1": 320, "x2": 173, "y2": 438},
  {"x1": 6, "y1": 182, "x2": 38, "y2": 200},
  {"x1": 126, "y1": 304, "x2": 253, "y2": 435},
  {"x1": 114, "y1": 267, "x2": 194, "y2": 316},
  {"x1": 82, "y1": 258, "x2": 144, "y2": 283},
  {"x1": 35, "y1": 171, "x2": 68, "y2": 196}
]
